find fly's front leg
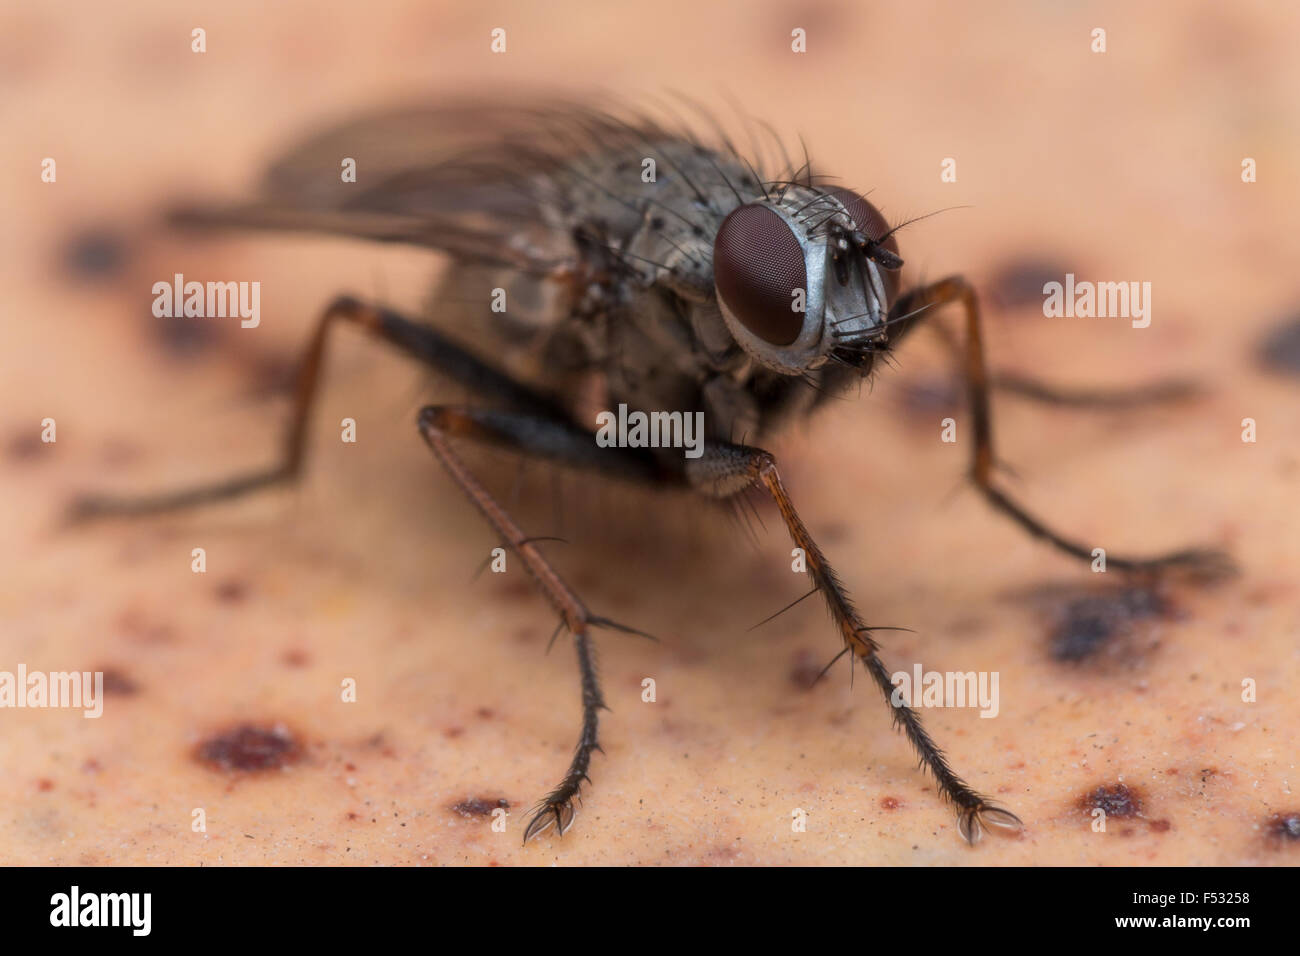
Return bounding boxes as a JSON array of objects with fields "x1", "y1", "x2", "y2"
[
  {"x1": 417, "y1": 405, "x2": 660, "y2": 843},
  {"x1": 890, "y1": 276, "x2": 1230, "y2": 575},
  {"x1": 685, "y1": 441, "x2": 1023, "y2": 844}
]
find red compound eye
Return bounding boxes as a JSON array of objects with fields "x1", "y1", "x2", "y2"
[
  {"x1": 713, "y1": 204, "x2": 807, "y2": 347},
  {"x1": 824, "y1": 187, "x2": 897, "y2": 255}
]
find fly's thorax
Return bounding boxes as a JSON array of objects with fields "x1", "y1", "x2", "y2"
[{"x1": 711, "y1": 186, "x2": 900, "y2": 376}]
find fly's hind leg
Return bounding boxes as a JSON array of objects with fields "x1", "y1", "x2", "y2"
[
  {"x1": 70, "y1": 295, "x2": 566, "y2": 520},
  {"x1": 888, "y1": 276, "x2": 1231, "y2": 575},
  {"x1": 681, "y1": 441, "x2": 1022, "y2": 844},
  {"x1": 417, "y1": 405, "x2": 664, "y2": 843}
]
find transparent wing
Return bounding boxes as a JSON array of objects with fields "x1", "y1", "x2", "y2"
[{"x1": 169, "y1": 99, "x2": 677, "y2": 276}]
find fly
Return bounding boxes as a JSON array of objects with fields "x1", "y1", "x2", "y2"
[{"x1": 72, "y1": 100, "x2": 1230, "y2": 845}]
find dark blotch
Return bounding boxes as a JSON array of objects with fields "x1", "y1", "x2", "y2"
[
  {"x1": 1268, "y1": 813, "x2": 1300, "y2": 842},
  {"x1": 450, "y1": 797, "x2": 509, "y2": 818},
  {"x1": 61, "y1": 227, "x2": 129, "y2": 280},
  {"x1": 1257, "y1": 315, "x2": 1300, "y2": 378},
  {"x1": 1050, "y1": 587, "x2": 1168, "y2": 663},
  {"x1": 152, "y1": 311, "x2": 220, "y2": 358},
  {"x1": 197, "y1": 724, "x2": 301, "y2": 772},
  {"x1": 6, "y1": 432, "x2": 44, "y2": 462},
  {"x1": 1079, "y1": 783, "x2": 1143, "y2": 819},
  {"x1": 245, "y1": 352, "x2": 297, "y2": 399},
  {"x1": 897, "y1": 376, "x2": 963, "y2": 420},
  {"x1": 214, "y1": 579, "x2": 248, "y2": 603},
  {"x1": 281, "y1": 648, "x2": 310, "y2": 668},
  {"x1": 98, "y1": 668, "x2": 139, "y2": 696},
  {"x1": 788, "y1": 649, "x2": 823, "y2": 690},
  {"x1": 987, "y1": 258, "x2": 1069, "y2": 311}
]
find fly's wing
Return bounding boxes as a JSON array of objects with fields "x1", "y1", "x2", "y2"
[{"x1": 169, "y1": 100, "x2": 676, "y2": 277}]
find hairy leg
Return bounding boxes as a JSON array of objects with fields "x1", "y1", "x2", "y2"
[
  {"x1": 683, "y1": 440, "x2": 1023, "y2": 844},
  {"x1": 888, "y1": 275, "x2": 1229, "y2": 574},
  {"x1": 416, "y1": 405, "x2": 660, "y2": 842},
  {"x1": 70, "y1": 294, "x2": 565, "y2": 519}
]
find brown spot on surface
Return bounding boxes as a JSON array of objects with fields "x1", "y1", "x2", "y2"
[
  {"x1": 704, "y1": 842, "x2": 741, "y2": 862},
  {"x1": 1257, "y1": 314, "x2": 1300, "y2": 378},
  {"x1": 788, "y1": 649, "x2": 824, "y2": 690},
  {"x1": 214, "y1": 579, "x2": 248, "y2": 603},
  {"x1": 494, "y1": 576, "x2": 535, "y2": 601},
  {"x1": 475, "y1": 707, "x2": 495, "y2": 720},
  {"x1": 281, "y1": 648, "x2": 310, "y2": 668},
  {"x1": 897, "y1": 376, "x2": 963, "y2": 420},
  {"x1": 443, "y1": 726, "x2": 464, "y2": 739},
  {"x1": 1047, "y1": 586, "x2": 1171, "y2": 666},
  {"x1": 115, "y1": 606, "x2": 177, "y2": 645},
  {"x1": 243, "y1": 352, "x2": 296, "y2": 398},
  {"x1": 362, "y1": 732, "x2": 396, "y2": 758},
  {"x1": 450, "y1": 797, "x2": 508, "y2": 818},
  {"x1": 152, "y1": 311, "x2": 222, "y2": 358},
  {"x1": 6, "y1": 431, "x2": 43, "y2": 461},
  {"x1": 99, "y1": 439, "x2": 140, "y2": 468},
  {"x1": 987, "y1": 257, "x2": 1070, "y2": 311},
  {"x1": 1078, "y1": 783, "x2": 1143, "y2": 819},
  {"x1": 60, "y1": 226, "x2": 129, "y2": 280},
  {"x1": 196, "y1": 724, "x2": 301, "y2": 772},
  {"x1": 98, "y1": 668, "x2": 139, "y2": 696},
  {"x1": 1267, "y1": 812, "x2": 1300, "y2": 843}
]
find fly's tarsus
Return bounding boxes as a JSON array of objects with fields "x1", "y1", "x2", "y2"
[
  {"x1": 957, "y1": 803, "x2": 1025, "y2": 846},
  {"x1": 520, "y1": 796, "x2": 577, "y2": 842},
  {"x1": 519, "y1": 624, "x2": 607, "y2": 846}
]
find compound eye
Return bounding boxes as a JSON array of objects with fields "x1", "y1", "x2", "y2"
[
  {"x1": 713, "y1": 204, "x2": 807, "y2": 347},
  {"x1": 826, "y1": 187, "x2": 898, "y2": 257}
]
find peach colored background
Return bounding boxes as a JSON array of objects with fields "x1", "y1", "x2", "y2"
[{"x1": 2, "y1": 0, "x2": 1298, "y2": 865}]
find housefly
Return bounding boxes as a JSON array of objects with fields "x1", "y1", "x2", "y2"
[{"x1": 73, "y1": 99, "x2": 1228, "y2": 844}]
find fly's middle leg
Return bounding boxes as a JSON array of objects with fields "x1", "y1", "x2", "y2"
[{"x1": 683, "y1": 440, "x2": 1023, "y2": 844}]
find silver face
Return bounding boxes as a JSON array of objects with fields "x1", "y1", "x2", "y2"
[{"x1": 713, "y1": 189, "x2": 895, "y2": 376}]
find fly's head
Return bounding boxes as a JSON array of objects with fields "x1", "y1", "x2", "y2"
[{"x1": 712, "y1": 186, "x2": 902, "y2": 375}]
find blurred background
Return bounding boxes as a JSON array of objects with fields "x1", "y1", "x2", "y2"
[{"x1": 2, "y1": 0, "x2": 1298, "y2": 865}]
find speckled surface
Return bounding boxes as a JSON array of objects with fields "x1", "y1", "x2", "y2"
[{"x1": 2, "y1": 0, "x2": 1298, "y2": 866}]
